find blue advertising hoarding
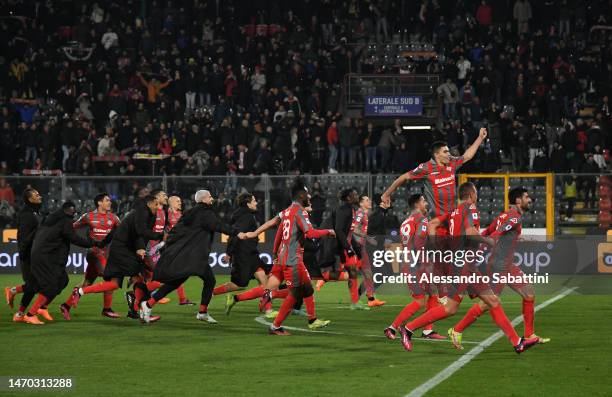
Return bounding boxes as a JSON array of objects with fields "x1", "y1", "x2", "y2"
[{"x1": 364, "y1": 95, "x2": 423, "y2": 117}]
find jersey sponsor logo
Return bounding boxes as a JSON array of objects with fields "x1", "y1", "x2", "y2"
[
  {"x1": 472, "y1": 212, "x2": 478, "y2": 220},
  {"x1": 433, "y1": 175, "x2": 455, "y2": 185},
  {"x1": 92, "y1": 228, "x2": 110, "y2": 234}
]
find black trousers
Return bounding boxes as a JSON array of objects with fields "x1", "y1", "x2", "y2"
[
  {"x1": 152, "y1": 267, "x2": 216, "y2": 308},
  {"x1": 19, "y1": 259, "x2": 37, "y2": 309}
]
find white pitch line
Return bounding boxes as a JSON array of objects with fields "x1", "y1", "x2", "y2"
[
  {"x1": 254, "y1": 316, "x2": 479, "y2": 344},
  {"x1": 404, "y1": 287, "x2": 578, "y2": 397}
]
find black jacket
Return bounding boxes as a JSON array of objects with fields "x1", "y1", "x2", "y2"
[
  {"x1": 227, "y1": 206, "x2": 259, "y2": 255},
  {"x1": 154, "y1": 203, "x2": 237, "y2": 282},
  {"x1": 103, "y1": 208, "x2": 158, "y2": 278},
  {"x1": 131, "y1": 198, "x2": 164, "y2": 242},
  {"x1": 334, "y1": 202, "x2": 356, "y2": 257},
  {"x1": 17, "y1": 202, "x2": 42, "y2": 262},
  {"x1": 30, "y1": 209, "x2": 93, "y2": 297}
]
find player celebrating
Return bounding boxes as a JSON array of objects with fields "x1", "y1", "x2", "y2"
[
  {"x1": 61, "y1": 193, "x2": 121, "y2": 319},
  {"x1": 381, "y1": 128, "x2": 488, "y2": 217},
  {"x1": 6, "y1": 188, "x2": 44, "y2": 322},
  {"x1": 384, "y1": 194, "x2": 446, "y2": 340},
  {"x1": 139, "y1": 190, "x2": 246, "y2": 324},
  {"x1": 246, "y1": 180, "x2": 334, "y2": 335},
  {"x1": 62, "y1": 195, "x2": 163, "y2": 321},
  {"x1": 24, "y1": 202, "x2": 98, "y2": 325},
  {"x1": 396, "y1": 183, "x2": 539, "y2": 354},
  {"x1": 351, "y1": 194, "x2": 386, "y2": 307},
  {"x1": 216, "y1": 192, "x2": 280, "y2": 318},
  {"x1": 448, "y1": 187, "x2": 550, "y2": 349}
]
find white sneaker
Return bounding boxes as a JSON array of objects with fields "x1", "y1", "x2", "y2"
[
  {"x1": 139, "y1": 301, "x2": 152, "y2": 323},
  {"x1": 329, "y1": 168, "x2": 338, "y2": 174},
  {"x1": 196, "y1": 312, "x2": 218, "y2": 324}
]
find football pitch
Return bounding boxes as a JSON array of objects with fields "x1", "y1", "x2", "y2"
[{"x1": 1, "y1": 275, "x2": 610, "y2": 397}]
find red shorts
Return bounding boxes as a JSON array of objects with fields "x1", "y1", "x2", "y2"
[
  {"x1": 341, "y1": 251, "x2": 361, "y2": 270},
  {"x1": 269, "y1": 263, "x2": 311, "y2": 289},
  {"x1": 491, "y1": 265, "x2": 528, "y2": 295},
  {"x1": 84, "y1": 253, "x2": 107, "y2": 280},
  {"x1": 448, "y1": 266, "x2": 490, "y2": 303}
]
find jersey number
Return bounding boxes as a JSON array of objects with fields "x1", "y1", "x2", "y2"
[{"x1": 282, "y1": 219, "x2": 291, "y2": 240}]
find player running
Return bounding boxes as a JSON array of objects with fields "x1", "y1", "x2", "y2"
[
  {"x1": 60, "y1": 193, "x2": 121, "y2": 319},
  {"x1": 218, "y1": 192, "x2": 281, "y2": 318},
  {"x1": 384, "y1": 193, "x2": 446, "y2": 340},
  {"x1": 62, "y1": 194, "x2": 164, "y2": 322},
  {"x1": 395, "y1": 183, "x2": 539, "y2": 354},
  {"x1": 139, "y1": 190, "x2": 246, "y2": 324},
  {"x1": 448, "y1": 187, "x2": 550, "y2": 349},
  {"x1": 351, "y1": 194, "x2": 386, "y2": 307},
  {"x1": 245, "y1": 180, "x2": 335, "y2": 335},
  {"x1": 6, "y1": 188, "x2": 44, "y2": 322}
]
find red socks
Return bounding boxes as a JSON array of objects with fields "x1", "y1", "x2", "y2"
[
  {"x1": 134, "y1": 287, "x2": 146, "y2": 310},
  {"x1": 405, "y1": 304, "x2": 449, "y2": 332},
  {"x1": 304, "y1": 295, "x2": 316, "y2": 320},
  {"x1": 199, "y1": 304, "x2": 207, "y2": 313},
  {"x1": 348, "y1": 278, "x2": 359, "y2": 304},
  {"x1": 522, "y1": 299, "x2": 535, "y2": 337},
  {"x1": 82, "y1": 280, "x2": 119, "y2": 294},
  {"x1": 272, "y1": 289, "x2": 289, "y2": 299},
  {"x1": 15, "y1": 285, "x2": 24, "y2": 293},
  {"x1": 146, "y1": 281, "x2": 161, "y2": 291},
  {"x1": 423, "y1": 295, "x2": 439, "y2": 331},
  {"x1": 272, "y1": 294, "x2": 297, "y2": 328},
  {"x1": 392, "y1": 301, "x2": 422, "y2": 329},
  {"x1": 212, "y1": 285, "x2": 229, "y2": 295},
  {"x1": 103, "y1": 292, "x2": 113, "y2": 310},
  {"x1": 454, "y1": 303, "x2": 484, "y2": 333},
  {"x1": 235, "y1": 286, "x2": 264, "y2": 302},
  {"x1": 27, "y1": 294, "x2": 49, "y2": 316},
  {"x1": 177, "y1": 285, "x2": 187, "y2": 301},
  {"x1": 489, "y1": 305, "x2": 520, "y2": 346}
]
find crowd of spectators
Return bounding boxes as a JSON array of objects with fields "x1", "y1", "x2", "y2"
[{"x1": 0, "y1": 0, "x2": 610, "y2": 186}]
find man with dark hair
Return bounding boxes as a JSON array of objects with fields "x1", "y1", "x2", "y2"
[
  {"x1": 60, "y1": 193, "x2": 121, "y2": 319},
  {"x1": 65, "y1": 195, "x2": 163, "y2": 322},
  {"x1": 382, "y1": 128, "x2": 488, "y2": 219},
  {"x1": 317, "y1": 188, "x2": 367, "y2": 309},
  {"x1": 23, "y1": 202, "x2": 97, "y2": 325},
  {"x1": 384, "y1": 193, "x2": 446, "y2": 341},
  {"x1": 6, "y1": 188, "x2": 44, "y2": 322},
  {"x1": 448, "y1": 187, "x2": 550, "y2": 348},
  {"x1": 395, "y1": 183, "x2": 539, "y2": 354},
  {"x1": 139, "y1": 190, "x2": 246, "y2": 324},
  {"x1": 244, "y1": 179, "x2": 335, "y2": 334},
  {"x1": 216, "y1": 192, "x2": 279, "y2": 319}
]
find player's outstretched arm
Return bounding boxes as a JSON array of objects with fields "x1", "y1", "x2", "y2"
[
  {"x1": 247, "y1": 216, "x2": 280, "y2": 238},
  {"x1": 382, "y1": 172, "x2": 414, "y2": 205},
  {"x1": 462, "y1": 127, "x2": 487, "y2": 162}
]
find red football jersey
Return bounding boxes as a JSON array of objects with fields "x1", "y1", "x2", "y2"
[
  {"x1": 351, "y1": 208, "x2": 368, "y2": 246},
  {"x1": 408, "y1": 156, "x2": 464, "y2": 217},
  {"x1": 483, "y1": 207, "x2": 523, "y2": 271},
  {"x1": 73, "y1": 210, "x2": 121, "y2": 258},
  {"x1": 400, "y1": 211, "x2": 429, "y2": 251}
]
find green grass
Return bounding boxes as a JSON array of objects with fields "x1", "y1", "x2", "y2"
[{"x1": 0, "y1": 275, "x2": 610, "y2": 397}]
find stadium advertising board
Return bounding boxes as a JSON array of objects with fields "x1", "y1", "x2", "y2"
[{"x1": 364, "y1": 95, "x2": 423, "y2": 117}]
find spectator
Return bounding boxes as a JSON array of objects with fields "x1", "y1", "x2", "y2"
[
  {"x1": 138, "y1": 72, "x2": 172, "y2": 105},
  {"x1": 327, "y1": 121, "x2": 338, "y2": 173},
  {"x1": 438, "y1": 78, "x2": 459, "y2": 120},
  {"x1": 0, "y1": 179, "x2": 15, "y2": 206},
  {"x1": 513, "y1": 0, "x2": 532, "y2": 34},
  {"x1": 363, "y1": 122, "x2": 379, "y2": 172},
  {"x1": 476, "y1": 1, "x2": 493, "y2": 27}
]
